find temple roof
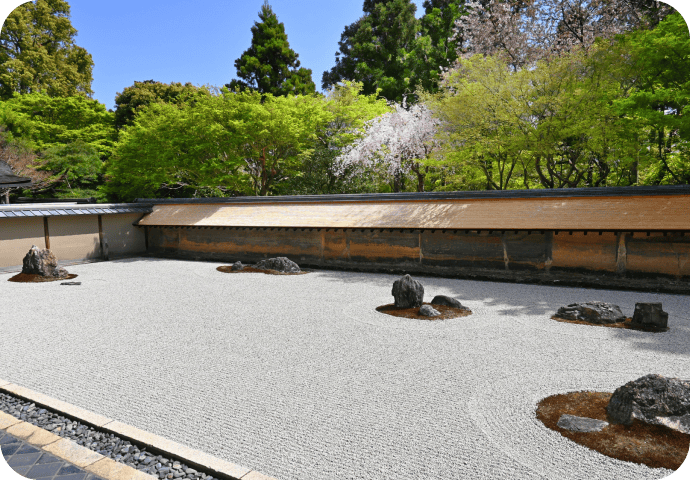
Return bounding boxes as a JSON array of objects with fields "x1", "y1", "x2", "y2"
[{"x1": 0, "y1": 161, "x2": 32, "y2": 188}]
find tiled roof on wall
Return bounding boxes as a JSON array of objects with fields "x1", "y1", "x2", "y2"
[{"x1": 0, "y1": 204, "x2": 152, "y2": 218}]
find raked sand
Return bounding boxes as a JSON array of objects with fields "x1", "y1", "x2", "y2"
[{"x1": 1, "y1": 257, "x2": 688, "y2": 480}]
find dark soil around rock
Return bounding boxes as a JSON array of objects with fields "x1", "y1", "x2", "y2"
[
  {"x1": 536, "y1": 391, "x2": 689, "y2": 471},
  {"x1": 7, "y1": 273, "x2": 78, "y2": 283},
  {"x1": 216, "y1": 266, "x2": 309, "y2": 275},
  {"x1": 551, "y1": 315, "x2": 670, "y2": 332},
  {"x1": 376, "y1": 302, "x2": 472, "y2": 320}
]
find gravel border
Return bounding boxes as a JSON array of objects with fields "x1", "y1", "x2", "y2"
[{"x1": 0, "y1": 392, "x2": 217, "y2": 480}]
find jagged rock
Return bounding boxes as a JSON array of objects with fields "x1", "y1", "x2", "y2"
[
  {"x1": 557, "y1": 414, "x2": 608, "y2": 432},
  {"x1": 392, "y1": 274, "x2": 424, "y2": 308},
  {"x1": 231, "y1": 261, "x2": 244, "y2": 271},
  {"x1": 606, "y1": 374, "x2": 690, "y2": 433},
  {"x1": 555, "y1": 301, "x2": 626, "y2": 324},
  {"x1": 430, "y1": 295, "x2": 468, "y2": 310},
  {"x1": 419, "y1": 305, "x2": 441, "y2": 317},
  {"x1": 21, "y1": 245, "x2": 69, "y2": 279},
  {"x1": 631, "y1": 303, "x2": 668, "y2": 329},
  {"x1": 254, "y1": 257, "x2": 300, "y2": 273}
]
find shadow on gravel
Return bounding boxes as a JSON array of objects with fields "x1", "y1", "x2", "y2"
[{"x1": 312, "y1": 268, "x2": 690, "y2": 357}]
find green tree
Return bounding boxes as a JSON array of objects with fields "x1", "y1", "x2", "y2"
[
  {"x1": 322, "y1": 0, "x2": 420, "y2": 103},
  {"x1": 277, "y1": 81, "x2": 393, "y2": 195},
  {"x1": 426, "y1": 54, "x2": 530, "y2": 190},
  {"x1": 0, "y1": 92, "x2": 115, "y2": 157},
  {"x1": 113, "y1": 80, "x2": 209, "y2": 130},
  {"x1": 225, "y1": 1, "x2": 315, "y2": 97},
  {"x1": 412, "y1": 0, "x2": 467, "y2": 95},
  {"x1": 0, "y1": 0, "x2": 94, "y2": 100},
  {"x1": 104, "y1": 88, "x2": 332, "y2": 201},
  {"x1": 104, "y1": 92, "x2": 249, "y2": 202},
  {"x1": 33, "y1": 139, "x2": 103, "y2": 198},
  {"x1": 610, "y1": 12, "x2": 690, "y2": 185}
]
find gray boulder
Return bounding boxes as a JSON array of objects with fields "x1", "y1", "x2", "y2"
[
  {"x1": 556, "y1": 301, "x2": 626, "y2": 324},
  {"x1": 419, "y1": 305, "x2": 441, "y2": 317},
  {"x1": 392, "y1": 274, "x2": 424, "y2": 308},
  {"x1": 631, "y1": 303, "x2": 668, "y2": 329},
  {"x1": 254, "y1": 257, "x2": 300, "y2": 273},
  {"x1": 606, "y1": 374, "x2": 690, "y2": 433},
  {"x1": 430, "y1": 295, "x2": 468, "y2": 310},
  {"x1": 21, "y1": 245, "x2": 69, "y2": 279},
  {"x1": 231, "y1": 261, "x2": 244, "y2": 271},
  {"x1": 557, "y1": 414, "x2": 608, "y2": 432}
]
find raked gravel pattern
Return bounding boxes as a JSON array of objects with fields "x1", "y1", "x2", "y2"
[{"x1": 1, "y1": 257, "x2": 689, "y2": 480}]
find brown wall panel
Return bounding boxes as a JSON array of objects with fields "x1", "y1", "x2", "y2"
[
  {"x1": 347, "y1": 229, "x2": 419, "y2": 264},
  {"x1": 626, "y1": 233, "x2": 690, "y2": 277},
  {"x1": 144, "y1": 226, "x2": 690, "y2": 279},
  {"x1": 502, "y1": 232, "x2": 550, "y2": 270},
  {"x1": 322, "y1": 230, "x2": 348, "y2": 263},
  {"x1": 173, "y1": 227, "x2": 322, "y2": 264},
  {"x1": 148, "y1": 227, "x2": 180, "y2": 253},
  {"x1": 421, "y1": 231, "x2": 505, "y2": 269},
  {"x1": 551, "y1": 232, "x2": 618, "y2": 273}
]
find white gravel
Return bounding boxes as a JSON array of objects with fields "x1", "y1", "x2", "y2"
[{"x1": 1, "y1": 257, "x2": 689, "y2": 480}]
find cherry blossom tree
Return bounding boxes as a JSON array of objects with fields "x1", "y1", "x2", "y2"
[
  {"x1": 335, "y1": 97, "x2": 443, "y2": 192},
  {"x1": 453, "y1": 0, "x2": 675, "y2": 70}
]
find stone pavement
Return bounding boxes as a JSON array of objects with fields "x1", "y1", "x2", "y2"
[{"x1": 1, "y1": 429, "x2": 106, "y2": 480}]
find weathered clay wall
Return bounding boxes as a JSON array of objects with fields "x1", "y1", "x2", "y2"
[
  {"x1": 0, "y1": 217, "x2": 45, "y2": 268},
  {"x1": 0, "y1": 212, "x2": 148, "y2": 269},
  {"x1": 145, "y1": 226, "x2": 690, "y2": 279}
]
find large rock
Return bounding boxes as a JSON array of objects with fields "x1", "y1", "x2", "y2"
[
  {"x1": 419, "y1": 305, "x2": 441, "y2": 317},
  {"x1": 392, "y1": 274, "x2": 424, "y2": 308},
  {"x1": 555, "y1": 301, "x2": 626, "y2": 324},
  {"x1": 231, "y1": 261, "x2": 244, "y2": 271},
  {"x1": 431, "y1": 295, "x2": 468, "y2": 310},
  {"x1": 21, "y1": 245, "x2": 69, "y2": 279},
  {"x1": 557, "y1": 414, "x2": 608, "y2": 432},
  {"x1": 254, "y1": 257, "x2": 300, "y2": 273},
  {"x1": 606, "y1": 374, "x2": 690, "y2": 433},
  {"x1": 631, "y1": 303, "x2": 668, "y2": 329}
]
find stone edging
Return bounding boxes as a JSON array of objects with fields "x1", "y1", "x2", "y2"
[{"x1": 0, "y1": 379, "x2": 276, "y2": 480}]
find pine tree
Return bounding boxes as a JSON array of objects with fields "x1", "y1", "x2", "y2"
[
  {"x1": 0, "y1": 0, "x2": 94, "y2": 100},
  {"x1": 225, "y1": 1, "x2": 316, "y2": 97},
  {"x1": 322, "y1": 0, "x2": 420, "y2": 104},
  {"x1": 412, "y1": 0, "x2": 468, "y2": 95}
]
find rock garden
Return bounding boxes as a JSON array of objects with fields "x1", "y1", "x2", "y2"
[
  {"x1": 552, "y1": 300, "x2": 670, "y2": 332},
  {"x1": 216, "y1": 257, "x2": 309, "y2": 275},
  {"x1": 7, "y1": 246, "x2": 78, "y2": 283},
  {"x1": 536, "y1": 374, "x2": 690, "y2": 471},
  {"x1": 4, "y1": 252, "x2": 688, "y2": 476},
  {"x1": 376, "y1": 274, "x2": 473, "y2": 320}
]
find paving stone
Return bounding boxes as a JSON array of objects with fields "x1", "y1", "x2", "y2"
[
  {"x1": 27, "y1": 460, "x2": 62, "y2": 477},
  {"x1": 7, "y1": 451, "x2": 42, "y2": 466}
]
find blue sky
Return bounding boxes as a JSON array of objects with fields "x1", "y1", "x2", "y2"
[{"x1": 1, "y1": 0, "x2": 427, "y2": 109}]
